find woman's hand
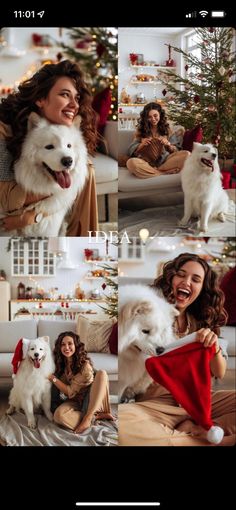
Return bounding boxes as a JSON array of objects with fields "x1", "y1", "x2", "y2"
[
  {"x1": 48, "y1": 374, "x2": 54, "y2": 382},
  {"x1": 0, "y1": 210, "x2": 36, "y2": 231},
  {"x1": 138, "y1": 138, "x2": 152, "y2": 150},
  {"x1": 24, "y1": 192, "x2": 50, "y2": 206},
  {"x1": 195, "y1": 328, "x2": 219, "y2": 350}
]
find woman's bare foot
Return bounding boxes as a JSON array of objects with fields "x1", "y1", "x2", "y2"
[
  {"x1": 94, "y1": 412, "x2": 114, "y2": 421},
  {"x1": 74, "y1": 414, "x2": 93, "y2": 434},
  {"x1": 176, "y1": 419, "x2": 207, "y2": 438}
]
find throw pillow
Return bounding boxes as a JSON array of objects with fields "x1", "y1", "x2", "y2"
[
  {"x1": 135, "y1": 138, "x2": 164, "y2": 165},
  {"x1": 76, "y1": 314, "x2": 116, "y2": 353},
  {"x1": 182, "y1": 125, "x2": 203, "y2": 152},
  {"x1": 92, "y1": 87, "x2": 112, "y2": 135},
  {"x1": 108, "y1": 321, "x2": 118, "y2": 355}
]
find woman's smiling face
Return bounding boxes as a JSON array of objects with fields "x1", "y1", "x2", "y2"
[{"x1": 172, "y1": 260, "x2": 205, "y2": 311}]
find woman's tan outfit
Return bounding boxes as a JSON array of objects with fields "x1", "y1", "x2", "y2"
[
  {"x1": 118, "y1": 315, "x2": 236, "y2": 446},
  {"x1": 126, "y1": 131, "x2": 189, "y2": 179},
  {"x1": 53, "y1": 362, "x2": 111, "y2": 430},
  {"x1": 127, "y1": 151, "x2": 189, "y2": 179},
  {"x1": 0, "y1": 121, "x2": 98, "y2": 236}
]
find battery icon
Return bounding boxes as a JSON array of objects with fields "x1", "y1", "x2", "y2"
[{"x1": 211, "y1": 10, "x2": 225, "y2": 17}]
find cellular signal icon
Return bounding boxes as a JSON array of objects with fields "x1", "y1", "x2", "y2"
[
  {"x1": 199, "y1": 10, "x2": 208, "y2": 17},
  {"x1": 186, "y1": 11, "x2": 197, "y2": 17}
]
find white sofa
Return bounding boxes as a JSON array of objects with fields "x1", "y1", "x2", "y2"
[
  {"x1": 92, "y1": 121, "x2": 118, "y2": 220},
  {"x1": 0, "y1": 319, "x2": 118, "y2": 395},
  {"x1": 119, "y1": 129, "x2": 183, "y2": 205}
]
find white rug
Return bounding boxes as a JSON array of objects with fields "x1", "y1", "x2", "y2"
[{"x1": 119, "y1": 203, "x2": 236, "y2": 237}]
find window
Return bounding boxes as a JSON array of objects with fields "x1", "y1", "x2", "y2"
[{"x1": 118, "y1": 238, "x2": 145, "y2": 262}]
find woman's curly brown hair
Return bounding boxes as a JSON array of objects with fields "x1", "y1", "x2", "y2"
[
  {"x1": 136, "y1": 102, "x2": 170, "y2": 138},
  {"x1": 152, "y1": 253, "x2": 228, "y2": 335},
  {"x1": 53, "y1": 331, "x2": 93, "y2": 377},
  {"x1": 0, "y1": 59, "x2": 97, "y2": 161}
]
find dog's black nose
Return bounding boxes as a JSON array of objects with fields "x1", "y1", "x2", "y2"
[
  {"x1": 34, "y1": 353, "x2": 39, "y2": 358},
  {"x1": 212, "y1": 153, "x2": 216, "y2": 159},
  {"x1": 156, "y1": 346, "x2": 165, "y2": 355},
  {"x1": 61, "y1": 157, "x2": 73, "y2": 168}
]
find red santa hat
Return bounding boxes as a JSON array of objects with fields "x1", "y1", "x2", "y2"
[
  {"x1": 11, "y1": 338, "x2": 29, "y2": 376},
  {"x1": 145, "y1": 336, "x2": 224, "y2": 445}
]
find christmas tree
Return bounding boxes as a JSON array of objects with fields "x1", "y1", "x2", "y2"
[
  {"x1": 160, "y1": 28, "x2": 236, "y2": 159},
  {"x1": 60, "y1": 27, "x2": 118, "y2": 121},
  {"x1": 99, "y1": 264, "x2": 118, "y2": 318}
]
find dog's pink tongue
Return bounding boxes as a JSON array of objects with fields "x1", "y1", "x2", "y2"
[
  {"x1": 33, "y1": 359, "x2": 40, "y2": 369},
  {"x1": 55, "y1": 170, "x2": 71, "y2": 189}
]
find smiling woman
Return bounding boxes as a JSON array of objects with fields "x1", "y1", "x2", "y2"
[
  {"x1": 119, "y1": 252, "x2": 236, "y2": 446},
  {"x1": 0, "y1": 59, "x2": 98, "y2": 236}
]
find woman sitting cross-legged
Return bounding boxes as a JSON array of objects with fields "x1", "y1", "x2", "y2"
[
  {"x1": 49, "y1": 331, "x2": 114, "y2": 434},
  {"x1": 126, "y1": 102, "x2": 190, "y2": 179}
]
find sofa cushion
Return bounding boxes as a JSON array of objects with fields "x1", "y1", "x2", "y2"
[
  {"x1": 0, "y1": 352, "x2": 13, "y2": 376},
  {"x1": 89, "y1": 352, "x2": 118, "y2": 376},
  {"x1": 109, "y1": 322, "x2": 118, "y2": 355},
  {"x1": 37, "y1": 319, "x2": 76, "y2": 350},
  {"x1": 0, "y1": 320, "x2": 37, "y2": 352},
  {"x1": 76, "y1": 314, "x2": 117, "y2": 353},
  {"x1": 182, "y1": 125, "x2": 203, "y2": 151},
  {"x1": 92, "y1": 87, "x2": 111, "y2": 134},
  {"x1": 91, "y1": 152, "x2": 118, "y2": 183}
]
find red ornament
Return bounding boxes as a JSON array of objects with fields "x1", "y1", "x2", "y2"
[
  {"x1": 162, "y1": 88, "x2": 167, "y2": 96},
  {"x1": 185, "y1": 64, "x2": 189, "y2": 71},
  {"x1": 194, "y1": 95, "x2": 200, "y2": 103},
  {"x1": 96, "y1": 43, "x2": 106, "y2": 58},
  {"x1": 129, "y1": 53, "x2": 138, "y2": 65},
  {"x1": 102, "y1": 283, "x2": 107, "y2": 290}
]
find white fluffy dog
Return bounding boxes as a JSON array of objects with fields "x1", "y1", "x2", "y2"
[
  {"x1": 12, "y1": 112, "x2": 88, "y2": 236},
  {"x1": 7, "y1": 336, "x2": 55, "y2": 429},
  {"x1": 180, "y1": 142, "x2": 229, "y2": 232},
  {"x1": 118, "y1": 284, "x2": 178, "y2": 402}
]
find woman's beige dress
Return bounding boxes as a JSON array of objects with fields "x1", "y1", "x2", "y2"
[{"x1": 119, "y1": 315, "x2": 236, "y2": 446}]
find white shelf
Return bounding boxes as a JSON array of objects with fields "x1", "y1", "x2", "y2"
[
  {"x1": 84, "y1": 260, "x2": 117, "y2": 264},
  {"x1": 131, "y1": 65, "x2": 176, "y2": 69},
  {"x1": 131, "y1": 81, "x2": 163, "y2": 85}
]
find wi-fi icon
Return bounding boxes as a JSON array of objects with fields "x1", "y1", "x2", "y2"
[{"x1": 199, "y1": 10, "x2": 208, "y2": 17}]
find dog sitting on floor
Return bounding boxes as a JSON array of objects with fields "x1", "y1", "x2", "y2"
[{"x1": 179, "y1": 142, "x2": 229, "y2": 232}]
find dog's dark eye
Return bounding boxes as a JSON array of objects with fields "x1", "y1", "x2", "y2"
[
  {"x1": 39, "y1": 348, "x2": 43, "y2": 350},
  {"x1": 45, "y1": 144, "x2": 54, "y2": 150},
  {"x1": 30, "y1": 348, "x2": 34, "y2": 351},
  {"x1": 67, "y1": 144, "x2": 72, "y2": 148},
  {"x1": 204, "y1": 150, "x2": 209, "y2": 153},
  {"x1": 142, "y1": 329, "x2": 150, "y2": 334}
]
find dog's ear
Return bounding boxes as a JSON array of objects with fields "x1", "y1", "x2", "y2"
[
  {"x1": 193, "y1": 142, "x2": 201, "y2": 150},
  {"x1": 73, "y1": 115, "x2": 82, "y2": 128},
  {"x1": 22, "y1": 338, "x2": 30, "y2": 358},
  {"x1": 120, "y1": 300, "x2": 153, "y2": 322},
  {"x1": 27, "y1": 112, "x2": 43, "y2": 131},
  {"x1": 41, "y1": 336, "x2": 50, "y2": 344},
  {"x1": 134, "y1": 301, "x2": 153, "y2": 316}
]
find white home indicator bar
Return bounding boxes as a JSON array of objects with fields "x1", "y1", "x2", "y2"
[{"x1": 76, "y1": 504, "x2": 160, "y2": 507}]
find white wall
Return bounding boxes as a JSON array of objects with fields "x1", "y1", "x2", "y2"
[
  {"x1": 118, "y1": 28, "x2": 187, "y2": 106},
  {"x1": 0, "y1": 237, "x2": 117, "y2": 299},
  {"x1": 119, "y1": 237, "x2": 225, "y2": 281},
  {"x1": 0, "y1": 27, "x2": 71, "y2": 88}
]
